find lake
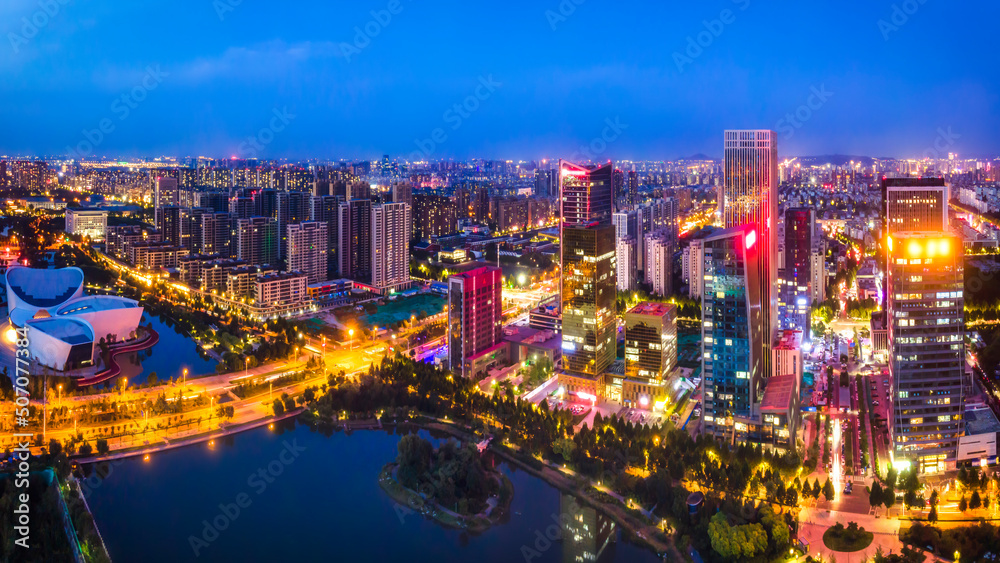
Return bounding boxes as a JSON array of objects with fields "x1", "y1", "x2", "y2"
[
  {"x1": 107, "y1": 312, "x2": 217, "y2": 386},
  {"x1": 82, "y1": 422, "x2": 664, "y2": 563}
]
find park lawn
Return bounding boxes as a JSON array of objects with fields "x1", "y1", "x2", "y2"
[{"x1": 823, "y1": 525, "x2": 874, "y2": 552}]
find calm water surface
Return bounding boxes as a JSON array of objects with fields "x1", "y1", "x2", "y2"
[{"x1": 82, "y1": 422, "x2": 664, "y2": 563}]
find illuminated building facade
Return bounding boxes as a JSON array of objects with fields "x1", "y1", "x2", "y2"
[
  {"x1": 782, "y1": 208, "x2": 815, "y2": 331},
  {"x1": 722, "y1": 130, "x2": 777, "y2": 376},
  {"x1": 700, "y1": 226, "x2": 764, "y2": 444},
  {"x1": 447, "y1": 266, "x2": 503, "y2": 378},
  {"x1": 623, "y1": 302, "x2": 677, "y2": 410},
  {"x1": 887, "y1": 232, "x2": 965, "y2": 473},
  {"x1": 558, "y1": 223, "x2": 617, "y2": 398}
]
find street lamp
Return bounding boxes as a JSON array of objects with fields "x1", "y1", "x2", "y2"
[
  {"x1": 349, "y1": 328, "x2": 354, "y2": 350},
  {"x1": 182, "y1": 368, "x2": 188, "y2": 388},
  {"x1": 245, "y1": 357, "x2": 249, "y2": 379}
]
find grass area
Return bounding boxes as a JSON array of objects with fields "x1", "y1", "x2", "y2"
[
  {"x1": 823, "y1": 522, "x2": 874, "y2": 552},
  {"x1": 358, "y1": 294, "x2": 446, "y2": 330}
]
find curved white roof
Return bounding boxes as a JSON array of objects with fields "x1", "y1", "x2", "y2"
[{"x1": 6, "y1": 267, "x2": 85, "y2": 307}]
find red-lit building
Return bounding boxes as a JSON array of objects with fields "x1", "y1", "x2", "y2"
[{"x1": 447, "y1": 266, "x2": 503, "y2": 378}]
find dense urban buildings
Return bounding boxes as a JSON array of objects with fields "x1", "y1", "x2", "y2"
[{"x1": 286, "y1": 221, "x2": 328, "y2": 284}]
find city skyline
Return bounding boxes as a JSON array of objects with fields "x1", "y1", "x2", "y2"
[{"x1": 3, "y1": 1, "x2": 1000, "y2": 160}]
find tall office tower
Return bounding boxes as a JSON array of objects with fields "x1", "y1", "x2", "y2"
[
  {"x1": 613, "y1": 168, "x2": 625, "y2": 211},
  {"x1": 701, "y1": 226, "x2": 765, "y2": 444},
  {"x1": 623, "y1": 302, "x2": 677, "y2": 409},
  {"x1": 154, "y1": 177, "x2": 179, "y2": 227},
  {"x1": 337, "y1": 199, "x2": 373, "y2": 282},
  {"x1": 311, "y1": 195, "x2": 343, "y2": 278},
  {"x1": 782, "y1": 208, "x2": 815, "y2": 331},
  {"x1": 157, "y1": 205, "x2": 184, "y2": 247},
  {"x1": 644, "y1": 231, "x2": 674, "y2": 297},
  {"x1": 391, "y1": 182, "x2": 412, "y2": 209},
  {"x1": 201, "y1": 212, "x2": 233, "y2": 258},
  {"x1": 236, "y1": 217, "x2": 278, "y2": 267},
  {"x1": 887, "y1": 233, "x2": 965, "y2": 473},
  {"x1": 615, "y1": 236, "x2": 638, "y2": 292},
  {"x1": 559, "y1": 223, "x2": 617, "y2": 395},
  {"x1": 882, "y1": 177, "x2": 948, "y2": 235},
  {"x1": 254, "y1": 189, "x2": 279, "y2": 219},
  {"x1": 277, "y1": 191, "x2": 310, "y2": 259},
  {"x1": 722, "y1": 130, "x2": 778, "y2": 378},
  {"x1": 881, "y1": 177, "x2": 949, "y2": 310},
  {"x1": 559, "y1": 160, "x2": 613, "y2": 227},
  {"x1": 287, "y1": 222, "x2": 328, "y2": 284},
  {"x1": 371, "y1": 203, "x2": 412, "y2": 293},
  {"x1": 627, "y1": 170, "x2": 639, "y2": 209},
  {"x1": 447, "y1": 266, "x2": 502, "y2": 378}
]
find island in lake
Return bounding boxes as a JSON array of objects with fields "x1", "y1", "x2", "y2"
[{"x1": 379, "y1": 434, "x2": 512, "y2": 532}]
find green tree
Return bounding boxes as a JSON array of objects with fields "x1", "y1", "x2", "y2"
[
  {"x1": 96, "y1": 439, "x2": 109, "y2": 455},
  {"x1": 272, "y1": 399, "x2": 285, "y2": 416},
  {"x1": 870, "y1": 480, "x2": 883, "y2": 509},
  {"x1": 823, "y1": 477, "x2": 835, "y2": 501},
  {"x1": 959, "y1": 495, "x2": 968, "y2": 512},
  {"x1": 552, "y1": 438, "x2": 577, "y2": 462},
  {"x1": 927, "y1": 505, "x2": 938, "y2": 524},
  {"x1": 970, "y1": 491, "x2": 982, "y2": 510},
  {"x1": 79, "y1": 442, "x2": 92, "y2": 456},
  {"x1": 707, "y1": 512, "x2": 768, "y2": 560}
]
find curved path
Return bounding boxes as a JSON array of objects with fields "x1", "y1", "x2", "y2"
[{"x1": 77, "y1": 328, "x2": 160, "y2": 386}]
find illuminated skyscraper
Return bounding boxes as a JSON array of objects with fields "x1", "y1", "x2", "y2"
[
  {"x1": 558, "y1": 223, "x2": 617, "y2": 397},
  {"x1": 887, "y1": 232, "x2": 964, "y2": 473},
  {"x1": 287, "y1": 221, "x2": 328, "y2": 284},
  {"x1": 882, "y1": 177, "x2": 948, "y2": 235},
  {"x1": 559, "y1": 160, "x2": 613, "y2": 228},
  {"x1": 371, "y1": 203, "x2": 412, "y2": 293},
  {"x1": 722, "y1": 130, "x2": 777, "y2": 375},
  {"x1": 557, "y1": 160, "x2": 616, "y2": 399},
  {"x1": 701, "y1": 226, "x2": 765, "y2": 444}
]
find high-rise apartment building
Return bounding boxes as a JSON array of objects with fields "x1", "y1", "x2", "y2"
[
  {"x1": 337, "y1": 199, "x2": 372, "y2": 282},
  {"x1": 722, "y1": 130, "x2": 778, "y2": 378},
  {"x1": 311, "y1": 195, "x2": 343, "y2": 278},
  {"x1": 644, "y1": 231, "x2": 674, "y2": 297},
  {"x1": 413, "y1": 193, "x2": 457, "y2": 241},
  {"x1": 615, "y1": 236, "x2": 638, "y2": 292},
  {"x1": 447, "y1": 266, "x2": 503, "y2": 378},
  {"x1": 887, "y1": 232, "x2": 965, "y2": 473},
  {"x1": 154, "y1": 177, "x2": 179, "y2": 227},
  {"x1": 157, "y1": 205, "x2": 184, "y2": 247},
  {"x1": 371, "y1": 203, "x2": 412, "y2": 293},
  {"x1": 623, "y1": 302, "x2": 677, "y2": 410},
  {"x1": 627, "y1": 170, "x2": 638, "y2": 209},
  {"x1": 701, "y1": 226, "x2": 765, "y2": 444},
  {"x1": 201, "y1": 212, "x2": 233, "y2": 258},
  {"x1": 236, "y1": 217, "x2": 278, "y2": 267},
  {"x1": 287, "y1": 222, "x2": 328, "y2": 284}
]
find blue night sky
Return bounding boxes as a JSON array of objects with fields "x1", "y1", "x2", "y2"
[{"x1": 2, "y1": 0, "x2": 997, "y2": 161}]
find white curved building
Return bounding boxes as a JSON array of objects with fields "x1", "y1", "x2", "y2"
[
  {"x1": 5, "y1": 266, "x2": 145, "y2": 372},
  {"x1": 6, "y1": 266, "x2": 85, "y2": 327}
]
